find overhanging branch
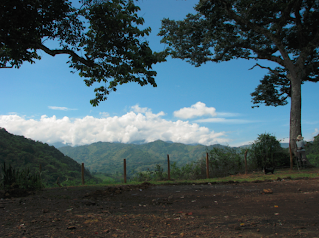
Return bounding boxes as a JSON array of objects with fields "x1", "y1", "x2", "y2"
[
  {"x1": 37, "y1": 43, "x2": 96, "y2": 67},
  {"x1": 249, "y1": 63, "x2": 279, "y2": 75},
  {"x1": 0, "y1": 65, "x2": 14, "y2": 68}
]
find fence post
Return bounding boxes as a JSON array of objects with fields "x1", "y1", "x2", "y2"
[
  {"x1": 244, "y1": 150, "x2": 248, "y2": 175},
  {"x1": 124, "y1": 159, "x2": 127, "y2": 183},
  {"x1": 206, "y1": 152, "x2": 209, "y2": 179},
  {"x1": 81, "y1": 163, "x2": 85, "y2": 185},
  {"x1": 167, "y1": 154, "x2": 170, "y2": 181},
  {"x1": 39, "y1": 164, "x2": 42, "y2": 173}
]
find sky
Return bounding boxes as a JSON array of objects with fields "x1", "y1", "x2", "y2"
[{"x1": 1, "y1": 0, "x2": 319, "y2": 147}]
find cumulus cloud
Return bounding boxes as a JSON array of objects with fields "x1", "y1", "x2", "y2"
[
  {"x1": 48, "y1": 106, "x2": 77, "y2": 111},
  {"x1": 173, "y1": 102, "x2": 216, "y2": 119},
  {"x1": 172, "y1": 102, "x2": 252, "y2": 124},
  {"x1": 0, "y1": 105, "x2": 229, "y2": 146}
]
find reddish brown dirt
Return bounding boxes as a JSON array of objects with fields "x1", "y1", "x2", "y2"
[{"x1": 1, "y1": 178, "x2": 319, "y2": 238}]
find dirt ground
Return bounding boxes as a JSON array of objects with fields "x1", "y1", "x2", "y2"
[{"x1": 1, "y1": 177, "x2": 319, "y2": 238}]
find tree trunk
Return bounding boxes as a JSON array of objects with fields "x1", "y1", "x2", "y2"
[{"x1": 289, "y1": 76, "x2": 302, "y2": 159}]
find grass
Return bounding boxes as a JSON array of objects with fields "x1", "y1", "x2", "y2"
[
  {"x1": 43, "y1": 168, "x2": 319, "y2": 189},
  {"x1": 92, "y1": 167, "x2": 319, "y2": 186}
]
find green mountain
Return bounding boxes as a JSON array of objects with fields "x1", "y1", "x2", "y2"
[
  {"x1": 58, "y1": 140, "x2": 228, "y2": 175},
  {"x1": 0, "y1": 128, "x2": 97, "y2": 186}
]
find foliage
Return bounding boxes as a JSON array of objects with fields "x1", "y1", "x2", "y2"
[
  {"x1": 250, "y1": 69, "x2": 291, "y2": 108},
  {"x1": 158, "y1": 0, "x2": 319, "y2": 155},
  {"x1": 126, "y1": 135, "x2": 315, "y2": 182},
  {"x1": 0, "y1": 128, "x2": 99, "y2": 187},
  {"x1": 208, "y1": 147, "x2": 245, "y2": 177},
  {"x1": 170, "y1": 161, "x2": 201, "y2": 180},
  {"x1": 250, "y1": 133, "x2": 290, "y2": 169},
  {"x1": 131, "y1": 165, "x2": 164, "y2": 182},
  {"x1": 0, "y1": 0, "x2": 166, "y2": 106},
  {"x1": 306, "y1": 134, "x2": 319, "y2": 167},
  {"x1": 0, "y1": 162, "x2": 43, "y2": 191},
  {"x1": 58, "y1": 140, "x2": 224, "y2": 177},
  {"x1": 159, "y1": 0, "x2": 319, "y2": 92},
  {"x1": 131, "y1": 162, "x2": 202, "y2": 182}
]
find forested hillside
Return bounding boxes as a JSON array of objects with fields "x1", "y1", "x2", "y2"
[
  {"x1": 58, "y1": 140, "x2": 226, "y2": 175},
  {"x1": 0, "y1": 128, "x2": 97, "y2": 186}
]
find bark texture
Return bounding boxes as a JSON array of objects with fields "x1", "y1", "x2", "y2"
[{"x1": 289, "y1": 73, "x2": 302, "y2": 158}]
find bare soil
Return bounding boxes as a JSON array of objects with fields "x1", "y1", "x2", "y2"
[{"x1": 1, "y1": 178, "x2": 319, "y2": 238}]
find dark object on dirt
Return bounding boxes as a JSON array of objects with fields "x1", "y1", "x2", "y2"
[
  {"x1": 262, "y1": 188, "x2": 273, "y2": 194},
  {"x1": 263, "y1": 167, "x2": 275, "y2": 174}
]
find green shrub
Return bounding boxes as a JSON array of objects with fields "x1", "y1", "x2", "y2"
[
  {"x1": 0, "y1": 162, "x2": 44, "y2": 191},
  {"x1": 306, "y1": 134, "x2": 319, "y2": 167},
  {"x1": 207, "y1": 147, "x2": 245, "y2": 177},
  {"x1": 250, "y1": 133, "x2": 290, "y2": 169}
]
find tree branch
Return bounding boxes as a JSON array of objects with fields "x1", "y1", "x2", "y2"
[
  {"x1": 37, "y1": 43, "x2": 96, "y2": 67},
  {"x1": 249, "y1": 63, "x2": 279, "y2": 75},
  {"x1": 0, "y1": 65, "x2": 14, "y2": 68}
]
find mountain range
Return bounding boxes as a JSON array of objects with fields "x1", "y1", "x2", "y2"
[
  {"x1": 56, "y1": 139, "x2": 292, "y2": 176},
  {"x1": 57, "y1": 140, "x2": 237, "y2": 175}
]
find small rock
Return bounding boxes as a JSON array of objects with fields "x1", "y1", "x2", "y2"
[
  {"x1": 82, "y1": 199, "x2": 96, "y2": 206},
  {"x1": 42, "y1": 209, "x2": 49, "y2": 213},
  {"x1": 262, "y1": 189, "x2": 273, "y2": 194},
  {"x1": 67, "y1": 226, "x2": 76, "y2": 230}
]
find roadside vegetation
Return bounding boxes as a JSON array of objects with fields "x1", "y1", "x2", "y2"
[
  {"x1": 130, "y1": 133, "x2": 318, "y2": 183},
  {"x1": 1, "y1": 129, "x2": 319, "y2": 194},
  {"x1": 0, "y1": 128, "x2": 100, "y2": 190}
]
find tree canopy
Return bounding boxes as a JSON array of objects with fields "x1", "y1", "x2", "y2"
[
  {"x1": 250, "y1": 133, "x2": 289, "y2": 168},
  {"x1": 0, "y1": 0, "x2": 166, "y2": 106},
  {"x1": 159, "y1": 0, "x2": 319, "y2": 156}
]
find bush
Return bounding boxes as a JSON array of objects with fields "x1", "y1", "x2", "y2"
[
  {"x1": 0, "y1": 162, "x2": 43, "y2": 192},
  {"x1": 208, "y1": 147, "x2": 245, "y2": 177},
  {"x1": 306, "y1": 134, "x2": 319, "y2": 167},
  {"x1": 250, "y1": 133, "x2": 289, "y2": 169},
  {"x1": 170, "y1": 161, "x2": 201, "y2": 180},
  {"x1": 132, "y1": 169, "x2": 154, "y2": 182}
]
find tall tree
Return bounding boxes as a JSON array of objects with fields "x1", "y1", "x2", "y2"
[
  {"x1": 0, "y1": 0, "x2": 166, "y2": 106},
  {"x1": 159, "y1": 0, "x2": 319, "y2": 157}
]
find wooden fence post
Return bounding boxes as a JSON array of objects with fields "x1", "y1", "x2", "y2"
[
  {"x1": 206, "y1": 152, "x2": 209, "y2": 179},
  {"x1": 81, "y1": 163, "x2": 85, "y2": 185},
  {"x1": 244, "y1": 150, "x2": 248, "y2": 175},
  {"x1": 167, "y1": 154, "x2": 170, "y2": 181},
  {"x1": 39, "y1": 164, "x2": 42, "y2": 173},
  {"x1": 124, "y1": 159, "x2": 127, "y2": 183}
]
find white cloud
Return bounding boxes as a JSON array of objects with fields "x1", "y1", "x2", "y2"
[
  {"x1": 0, "y1": 106, "x2": 229, "y2": 146},
  {"x1": 194, "y1": 118, "x2": 254, "y2": 124},
  {"x1": 173, "y1": 102, "x2": 216, "y2": 119},
  {"x1": 48, "y1": 106, "x2": 77, "y2": 111},
  {"x1": 216, "y1": 112, "x2": 240, "y2": 117}
]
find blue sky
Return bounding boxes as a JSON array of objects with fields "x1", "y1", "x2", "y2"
[{"x1": 1, "y1": 0, "x2": 318, "y2": 147}]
